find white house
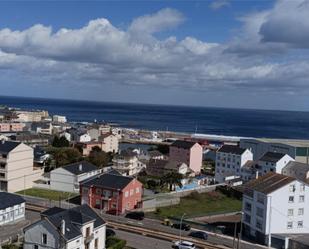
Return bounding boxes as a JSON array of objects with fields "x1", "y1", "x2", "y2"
[
  {"x1": 100, "y1": 133, "x2": 119, "y2": 153},
  {"x1": 52, "y1": 115, "x2": 67, "y2": 123},
  {"x1": 112, "y1": 150, "x2": 140, "y2": 176},
  {"x1": 23, "y1": 204, "x2": 106, "y2": 249},
  {"x1": 257, "y1": 152, "x2": 294, "y2": 176},
  {"x1": 0, "y1": 192, "x2": 25, "y2": 225},
  {"x1": 50, "y1": 161, "x2": 101, "y2": 193},
  {"x1": 242, "y1": 172, "x2": 309, "y2": 248},
  {"x1": 215, "y1": 145, "x2": 253, "y2": 183}
]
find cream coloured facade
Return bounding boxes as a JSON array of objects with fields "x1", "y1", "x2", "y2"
[
  {"x1": 101, "y1": 134, "x2": 119, "y2": 153},
  {"x1": 0, "y1": 141, "x2": 43, "y2": 192},
  {"x1": 14, "y1": 110, "x2": 49, "y2": 122}
]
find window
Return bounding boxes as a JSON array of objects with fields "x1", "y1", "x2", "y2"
[
  {"x1": 256, "y1": 207, "x2": 263, "y2": 218},
  {"x1": 257, "y1": 194, "x2": 264, "y2": 204},
  {"x1": 298, "y1": 208, "x2": 304, "y2": 216},
  {"x1": 42, "y1": 233, "x2": 47, "y2": 245},
  {"x1": 299, "y1": 195, "x2": 305, "y2": 203},
  {"x1": 96, "y1": 188, "x2": 101, "y2": 195},
  {"x1": 0, "y1": 173, "x2": 5, "y2": 178},
  {"x1": 244, "y1": 214, "x2": 251, "y2": 223},
  {"x1": 34, "y1": 245, "x2": 38, "y2": 249},
  {"x1": 245, "y1": 202, "x2": 252, "y2": 212},
  {"x1": 298, "y1": 221, "x2": 303, "y2": 228},
  {"x1": 136, "y1": 187, "x2": 139, "y2": 193},
  {"x1": 300, "y1": 184, "x2": 305, "y2": 192},
  {"x1": 289, "y1": 185, "x2": 296, "y2": 192},
  {"x1": 86, "y1": 227, "x2": 91, "y2": 237},
  {"x1": 82, "y1": 188, "x2": 89, "y2": 194},
  {"x1": 288, "y1": 196, "x2": 294, "y2": 203},
  {"x1": 95, "y1": 238, "x2": 99, "y2": 249},
  {"x1": 130, "y1": 189, "x2": 134, "y2": 196},
  {"x1": 288, "y1": 209, "x2": 294, "y2": 216},
  {"x1": 125, "y1": 191, "x2": 128, "y2": 198},
  {"x1": 256, "y1": 220, "x2": 262, "y2": 230},
  {"x1": 287, "y1": 222, "x2": 293, "y2": 229}
]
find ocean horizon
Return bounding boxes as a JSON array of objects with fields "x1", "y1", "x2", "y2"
[{"x1": 1, "y1": 95, "x2": 309, "y2": 139}]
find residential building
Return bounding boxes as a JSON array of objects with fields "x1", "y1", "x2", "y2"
[
  {"x1": 0, "y1": 141, "x2": 43, "y2": 192},
  {"x1": 215, "y1": 145, "x2": 253, "y2": 183},
  {"x1": 52, "y1": 115, "x2": 67, "y2": 123},
  {"x1": 112, "y1": 150, "x2": 140, "y2": 176},
  {"x1": 23, "y1": 204, "x2": 106, "y2": 249},
  {"x1": 240, "y1": 138, "x2": 309, "y2": 164},
  {"x1": 242, "y1": 173, "x2": 309, "y2": 248},
  {"x1": 99, "y1": 133, "x2": 119, "y2": 153},
  {"x1": 146, "y1": 159, "x2": 189, "y2": 177},
  {"x1": 0, "y1": 122, "x2": 24, "y2": 132},
  {"x1": 80, "y1": 172, "x2": 143, "y2": 214},
  {"x1": 50, "y1": 161, "x2": 101, "y2": 193},
  {"x1": 0, "y1": 192, "x2": 25, "y2": 225},
  {"x1": 9, "y1": 133, "x2": 49, "y2": 146},
  {"x1": 257, "y1": 152, "x2": 294, "y2": 176},
  {"x1": 76, "y1": 141, "x2": 104, "y2": 156},
  {"x1": 169, "y1": 140, "x2": 203, "y2": 173},
  {"x1": 282, "y1": 161, "x2": 309, "y2": 183},
  {"x1": 88, "y1": 128, "x2": 100, "y2": 141},
  {"x1": 31, "y1": 122, "x2": 53, "y2": 135},
  {"x1": 14, "y1": 110, "x2": 49, "y2": 122},
  {"x1": 147, "y1": 150, "x2": 164, "y2": 160}
]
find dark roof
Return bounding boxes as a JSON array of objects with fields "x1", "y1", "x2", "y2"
[
  {"x1": 171, "y1": 140, "x2": 197, "y2": 149},
  {"x1": 0, "y1": 192, "x2": 25, "y2": 209},
  {"x1": 62, "y1": 161, "x2": 98, "y2": 175},
  {"x1": 259, "y1": 152, "x2": 286, "y2": 163},
  {"x1": 105, "y1": 169, "x2": 122, "y2": 176},
  {"x1": 243, "y1": 172, "x2": 295, "y2": 195},
  {"x1": 41, "y1": 204, "x2": 105, "y2": 241},
  {"x1": 148, "y1": 159, "x2": 169, "y2": 168},
  {"x1": 148, "y1": 150, "x2": 163, "y2": 157},
  {"x1": 118, "y1": 149, "x2": 137, "y2": 158},
  {"x1": 82, "y1": 172, "x2": 135, "y2": 190},
  {"x1": 0, "y1": 141, "x2": 21, "y2": 154},
  {"x1": 217, "y1": 145, "x2": 246, "y2": 155}
]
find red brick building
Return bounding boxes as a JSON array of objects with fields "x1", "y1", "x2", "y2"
[{"x1": 80, "y1": 171, "x2": 143, "y2": 214}]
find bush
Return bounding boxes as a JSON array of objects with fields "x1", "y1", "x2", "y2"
[
  {"x1": 2, "y1": 245, "x2": 22, "y2": 249},
  {"x1": 106, "y1": 237, "x2": 127, "y2": 249}
]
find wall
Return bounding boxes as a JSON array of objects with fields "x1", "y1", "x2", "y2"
[{"x1": 50, "y1": 168, "x2": 76, "y2": 193}]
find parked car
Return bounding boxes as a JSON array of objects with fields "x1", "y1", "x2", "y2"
[
  {"x1": 172, "y1": 241, "x2": 196, "y2": 249},
  {"x1": 106, "y1": 228, "x2": 116, "y2": 237},
  {"x1": 171, "y1": 223, "x2": 191, "y2": 231},
  {"x1": 125, "y1": 211, "x2": 145, "y2": 220},
  {"x1": 188, "y1": 231, "x2": 208, "y2": 240}
]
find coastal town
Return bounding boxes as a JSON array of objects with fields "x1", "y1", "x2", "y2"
[{"x1": 0, "y1": 105, "x2": 309, "y2": 249}]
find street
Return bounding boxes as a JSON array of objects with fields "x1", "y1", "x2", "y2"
[{"x1": 115, "y1": 229, "x2": 173, "y2": 249}]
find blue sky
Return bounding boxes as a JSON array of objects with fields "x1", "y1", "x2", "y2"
[{"x1": 1, "y1": 0, "x2": 309, "y2": 111}]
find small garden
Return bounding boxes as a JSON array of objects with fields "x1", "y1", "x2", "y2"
[{"x1": 16, "y1": 188, "x2": 77, "y2": 201}]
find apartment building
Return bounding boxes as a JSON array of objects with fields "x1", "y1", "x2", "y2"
[
  {"x1": 257, "y1": 152, "x2": 294, "y2": 176},
  {"x1": 0, "y1": 141, "x2": 42, "y2": 192},
  {"x1": 23, "y1": 205, "x2": 106, "y2": 249},
  {"x1": 0, "y1": 122, "x2": 24, "y2": 132},
  {"x1": 99, "y1": 133, "x2": 119, "y2": 153},
  {"x1": 282, "y1": 161, "x2": 309, "y2": 183},
  {"x1": 52, "y1": 115, "x2": 67, "y2": 123},
  {"x1": 215, "y1": 145, "x2": 253, "y2": 183},
  {"x1": 242, "y1": 173, "x2": 309, "y2": 248},
  {"x1": 112, "y1": 150, "x2": 142, "y2": 176},
  {"x1": 0, "y1": 192, "x2": 25, "y2": 225},
  {"x1": 169, "y1": 140, "x2": 203, "y2": 173},
  {"x1": 80, "y1": 171, "x2": 143, "y2": 214}
]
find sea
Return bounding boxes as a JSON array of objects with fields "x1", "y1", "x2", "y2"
[{"x1": 1, "y1": 95, "x2": 309, "y2": 139}]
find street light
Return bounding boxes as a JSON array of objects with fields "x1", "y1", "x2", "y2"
[
  {"x1": 236, "y1": 211, "x2": 244, "y2": 249},
  {"x1": 179, "y1": 213, "x2": 186, "y2": 242}
]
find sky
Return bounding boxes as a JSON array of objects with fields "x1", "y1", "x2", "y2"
[{"x1": 0, "y1": 0, "x2": 309, "y2": 111}]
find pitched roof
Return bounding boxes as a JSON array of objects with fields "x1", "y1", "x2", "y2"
[
  {"x1": 259, "y1": 151, "x2": 286, "y2": 163},
  {"x1": 41, "y1": 204, "x2": 105, "y2": 241},
  {"x1": 148, "y1": 150, "x2": 163, "y2": 157},
  {"x1": 81, "y1": 172, "x2": 135, "y2": 190},
  {"x1": 243, "y1": 172, "x2": 295, "y2": 195},
  {"x1": 0, "y1": 141, "x2": 21, "y2": 154},
  {"x1": 62, "y1": 161, "x2": 98, "y2": 175},
  {"x1": 218, "y1": 145, "x2": 246, "y2": 155},
  {"x1": 0, "y1": 192, "x2": 25, "y2": 209},
  {"x1": 282, "y1": 161, "x2": 309, "y2": 183},
  {"x1": 171, "y1": 140, "x2": 197, "y2": 149}
]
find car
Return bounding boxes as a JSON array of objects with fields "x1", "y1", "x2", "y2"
[
  {"x1": 188, "y1": 231, "x2": 208, "y2": 240},
  {"x1": 106, "y1": 228, "x2": 116, "y2": 237},
  {"x1": 172, "y1": 240, "x2": 196, "y2": 249},
  {"x1": 171, "y1": 223, "x2": 191, "y2": 231},
  {"x1": 125, "y1": 211, "x2": 145, "y2": 220}
]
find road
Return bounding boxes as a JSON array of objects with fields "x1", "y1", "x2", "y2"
[{"x1": 115, "y1": 229, "x2": 173, "y2": 249}]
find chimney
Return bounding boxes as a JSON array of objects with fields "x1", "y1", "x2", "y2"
[
  {"x1": 79, "y1": 164, "x2": 82, "y2": 171},
  {"x1": 61, "y1": 219, "x2": 65, "y2": 235}
]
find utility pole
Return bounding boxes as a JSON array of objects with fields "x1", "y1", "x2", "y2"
[
  {"x1": 233, "y1": 222, "x2": 237, "y2": 248},
  {"x1": 179, "y1": 213, "x2": 186, "y2": 242},
  {"x1": 237, "y1": 212, "x2": 244, "y2": 249}
]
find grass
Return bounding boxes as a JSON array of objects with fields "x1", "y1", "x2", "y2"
[
  {"x1": 17, "y1": 188, "x2": 78, "y2": 201},
  {"x1": 151, "y1": 191, "x2": 242, "y2": 219}
]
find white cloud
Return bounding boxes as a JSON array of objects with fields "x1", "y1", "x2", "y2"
[
  {"x1": 0, "y1": 6, "x2": 309, "y2": 98},
  {"x1": 209, "y1": 0, "x2": 230, "y2": 10}
]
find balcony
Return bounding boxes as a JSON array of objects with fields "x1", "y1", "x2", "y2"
[{"x1": 84, "y1": 233, "x2": 94, "y2": 243}]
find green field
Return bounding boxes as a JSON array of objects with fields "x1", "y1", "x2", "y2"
[
  {"x1": 152, "y1": 191, "x2": 242, "y2": 219},
  {"x1": 17, "y1": 188, "x2": 78, "y2": 201}
]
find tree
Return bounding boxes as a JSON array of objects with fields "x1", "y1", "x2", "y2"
[
  {"x1": 161, "y1": 172, "x2": 183, "y2": 191},
  {"x1": 52, "y1": 136, "x2": 69, "y2": 147},
  {"x1": 86, "y1": 150, "x2": 109, "y2": 168},
  {"x1": 148, "y1": 144, "x2": 169, "y2": 155},
  {"x1": 52, "y1": 148, "x2": 82, "y2": 167}
]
